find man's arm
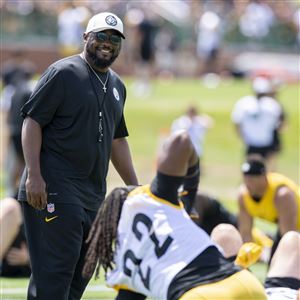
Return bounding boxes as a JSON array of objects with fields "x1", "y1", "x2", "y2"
[
  {"x1": 274, "y1": 186, "x2": 298, "y2": 235},
  {"x1": 111, "y1": 137, "x2": 138, "y2": 185},
  {"x1": 238, "y1": 192, "x2": 253, "y2": 242},
  {"x1": 22, "y1": 117, "x2": 47, "y2": 210}
]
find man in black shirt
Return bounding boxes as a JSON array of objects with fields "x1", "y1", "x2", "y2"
[{"x1": 19, "y1": 11, "x2": 138, "y2": 300}]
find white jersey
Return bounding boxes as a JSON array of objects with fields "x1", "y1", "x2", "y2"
[
  {"x1": 106, "y1": 185, "x2": 215, "y2": 299},
  {"x1": 231, "y1": 95, "x2": 281, "y2": 147}
]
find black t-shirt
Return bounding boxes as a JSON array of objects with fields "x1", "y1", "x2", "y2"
[{"x1": 18, "y1": 55, "x2": 128, "y2": 211}]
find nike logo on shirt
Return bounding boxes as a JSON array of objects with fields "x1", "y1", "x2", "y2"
[{"x1": 45, "y1": 216, "x2": 58, "y2": 222}]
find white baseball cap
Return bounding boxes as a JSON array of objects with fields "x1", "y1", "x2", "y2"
[
  {"x1": 252, "y1": 77, "x2": 273, "y2": 94},
  {"x1": 85, "y1": 12, "x2": 125, "y2": 39}
]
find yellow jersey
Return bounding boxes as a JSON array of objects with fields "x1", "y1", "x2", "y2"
[{"x1": 242, "y1": 173, "x2": 300, "y2": 229}]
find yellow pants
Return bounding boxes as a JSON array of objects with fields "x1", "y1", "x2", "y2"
[{"x1": 180, "y1": 269, "x2": 267, "y2": 300}]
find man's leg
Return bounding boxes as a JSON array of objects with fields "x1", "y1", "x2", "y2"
[
  {"x1": 267, "y1": 231, "x2": 300, "y2": 279},
  {"x1": 0, "y1": 198, "x2": 22, "y2": 260},
  {"x1": 265, "y1": 231, "x2": 300, "y2": 299},
  {"x1": 210, "y1": 224, "x2": 243, "y2": 259},
  {"x1": 69, "y1": 209, "x2": 97, "y2": 300},
  {"x1": 22, "y1": 202, "x2": 86, "y2": 300},
  {"x1": 210, "y1": 223, "x2": 262, "y2": 268}
]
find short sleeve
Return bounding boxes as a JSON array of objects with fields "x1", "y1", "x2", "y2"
[
  {"x1": 114, "y1": 84, "x2": 128, "y2": 139},
  {"x1": 114, "y1": 114, "x2": 129, "y2": 139},
  {"x1": 21, "y1": 66, "x2": 64, "y2": 127}
]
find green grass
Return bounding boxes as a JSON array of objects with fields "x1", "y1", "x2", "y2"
[
  {"x1": 0, "y1": 264, "x2": 269, "y2": 299},
  {"x1": 1, "y1": 77, "x2": 299, "y2": 299},
  {"x1": 116, "y1": 77, "x2": 299, "y2": 193},
  {"x1": 0, "y1": 275, "x2": 116, "y2": 299}
]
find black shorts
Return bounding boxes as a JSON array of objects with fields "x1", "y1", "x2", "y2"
[
  {"x1": 246, "y1": 145, "x2": 276, "y2": 158},
  {"x1": 271, "y1": 130, "x2": 281, "y2": 153},
  {"x1": 265, "y1": 277, "x2": 300, "y2": 290}
]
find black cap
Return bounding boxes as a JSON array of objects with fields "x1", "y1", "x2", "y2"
[{"x1": 242, "y1": 160, "x2": 266, "y2": 175}]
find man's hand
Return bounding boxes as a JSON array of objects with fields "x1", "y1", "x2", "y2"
[
  {"x1": 6, "y1": 242, "x2": 30, "y2": 266},
  {"x1": 26, "y1": 173, "x2": 47, "y2": 210}
]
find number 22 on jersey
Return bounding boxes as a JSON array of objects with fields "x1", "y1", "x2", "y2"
[{"x1": 123, "y1": 213, "x2": 174, "y2": 289}]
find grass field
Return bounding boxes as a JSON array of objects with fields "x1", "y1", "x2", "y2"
[
  {"x1": 0, "y1": 76, "x2": 299, "y2": 299},
  {"x1": 0, "y1": 263, "x2": 269, "y2": 299},
  {"x1": 113, "y1": 76, "x2": 299, "y2": 195}
]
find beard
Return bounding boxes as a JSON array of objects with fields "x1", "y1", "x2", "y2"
[{"x1": 86, "y1": 43, "x2": 120, "y2": 69}]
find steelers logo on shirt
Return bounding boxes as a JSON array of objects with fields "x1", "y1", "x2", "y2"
[{"x1": 113, "y1": 87, "x2": 120, "y2": 101}]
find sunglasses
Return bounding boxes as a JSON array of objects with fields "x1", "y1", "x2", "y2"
[{"x1": 93, "y1": 32, "x2": 122, "y2": 45}]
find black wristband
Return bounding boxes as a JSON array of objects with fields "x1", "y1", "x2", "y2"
[
  {"x1": 181, "y1": 161, "x2": 200, "y2": 213},
  {"x1": 150, "y1": 172, "x2": 183, "y2": 205}
]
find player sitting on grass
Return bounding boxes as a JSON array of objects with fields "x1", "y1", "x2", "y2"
[{"x1": 238, "y1": 157, "x2": 300, "y2": 264}]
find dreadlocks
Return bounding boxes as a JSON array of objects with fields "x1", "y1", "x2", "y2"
[{"x1": 83, "y1": 186, "x2": 135, "y2": 279}]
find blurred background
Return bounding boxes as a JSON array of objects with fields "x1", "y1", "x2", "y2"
[{"x1": 1, "y1": 0, "x2": 299, "y2": 78}]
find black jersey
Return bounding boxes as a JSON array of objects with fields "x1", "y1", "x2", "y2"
[{"x1": 19, "y1": 55, "x2": 128, "y2": 211}]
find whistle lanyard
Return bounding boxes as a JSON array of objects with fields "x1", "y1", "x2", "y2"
[{"x1": 85, "y1": 64, "x2": 110, "y2": 143}]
